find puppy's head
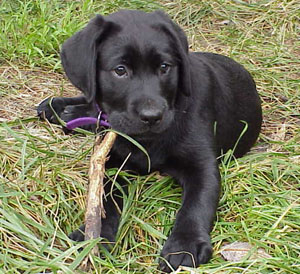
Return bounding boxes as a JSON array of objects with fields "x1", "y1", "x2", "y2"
[{"x1": 61, "y1": 10, "x2": 191, "y2": 138}]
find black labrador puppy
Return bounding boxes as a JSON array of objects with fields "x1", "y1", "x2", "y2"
[{"x1": 38, "y1": 10, "x2": 262, "y2": 272}]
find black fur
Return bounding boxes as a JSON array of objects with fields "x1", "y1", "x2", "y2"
[{"x1": 37, "y1": 10, "x2": 262, "y2": 272}]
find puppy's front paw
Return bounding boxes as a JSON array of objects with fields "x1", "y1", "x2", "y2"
[
  {"x1": 69, "y1": 224, "x2": 116, "y2": 251},
  {"x1": 69, "y1": 224, "x2": 85, "y2": 242},
  {"x1": 159, "y1": 232, "x2": 212, "y2": 273},
  {"x1": 37, "y1": 97, "x2": 66, "y2": 124}
]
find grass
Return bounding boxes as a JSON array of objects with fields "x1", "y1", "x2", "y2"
[{"x1": 0, "y1": 0, "x2": 299, "y2": 273}]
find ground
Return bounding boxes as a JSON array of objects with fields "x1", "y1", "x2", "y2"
[{"x1": 0, "y1": 0, "x2": 299, "y2": 273}]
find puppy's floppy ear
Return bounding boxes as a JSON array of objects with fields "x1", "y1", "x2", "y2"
[
  {"x1": 153, "y1": 10, "x2": 191, "y2": 97},
  {"x1": 61, "y1": 15, "x2": 115, "y2": 103}
]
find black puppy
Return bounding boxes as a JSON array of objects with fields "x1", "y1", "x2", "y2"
[{"x1": 38, "y1": 10, "x2": 262, "y2": 272}]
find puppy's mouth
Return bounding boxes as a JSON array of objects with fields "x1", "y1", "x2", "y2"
[
  {"x1": 116, "y1": 122, "x2": 167, "y2": 136},
  {"x1": 131, "y1": 126, "x2": 165, "y2": 138}
]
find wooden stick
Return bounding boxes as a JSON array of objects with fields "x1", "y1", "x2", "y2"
[{"x1": 80, "y1": 131, "x2": 117, "y2": 270}]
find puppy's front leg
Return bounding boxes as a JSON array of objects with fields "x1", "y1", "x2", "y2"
[
  {"x1": 159, "y1": 158, "x2": 220, "y2": 272},
  {"x1": 37, "y1": 96, "x2": 99, "y2": 131}
]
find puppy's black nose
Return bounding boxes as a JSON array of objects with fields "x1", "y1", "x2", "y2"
[{"x1": 139, "y1": 108, "x2": 163, "y2": 126}]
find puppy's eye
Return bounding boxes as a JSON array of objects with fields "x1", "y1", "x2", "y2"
[
  {"x1": 114, "y1": 65, "x2": 128, "y2": 77},
  {"x1": 160, "y1": 63, "x2": 170, "y2": 74}
]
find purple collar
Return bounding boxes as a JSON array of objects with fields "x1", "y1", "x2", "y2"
[{"x1": 66, "y1": 103, "x2": 110, "y2": 130}]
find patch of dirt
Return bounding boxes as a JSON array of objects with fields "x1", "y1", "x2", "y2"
[{"x1": 0, "y1": 66, "x2": 79, "y2": 122}]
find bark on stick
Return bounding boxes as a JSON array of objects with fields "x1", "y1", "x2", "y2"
[{"x1": 80, "y1": 131, "x2": 117, "y2": 270}]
